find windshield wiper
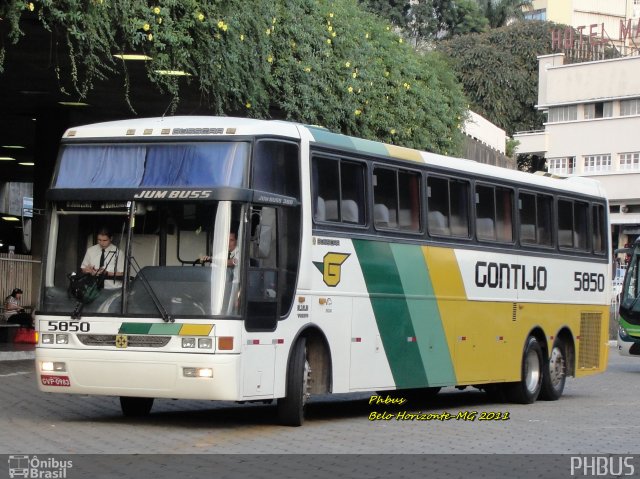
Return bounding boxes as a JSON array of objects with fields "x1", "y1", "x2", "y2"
[{"x1": 128, "y1": 256, "x2": 174, "y2": 323}]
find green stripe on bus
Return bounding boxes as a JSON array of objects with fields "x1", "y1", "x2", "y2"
[
  {"x1": 390, "y1": 243, "x2": 456, "y2": 386},
  {"x1": 149, "y1": 323, "x2": 183, "y2": 335},
  {"x1": 350, "y1": 137, "x2": 389, "y2": 157},
  {"x1": 353, "y1": 240, "x2": 428, "y2": 388},
  {"x1": 118, "y1": 323, "x2": 152, "y2": 334}
]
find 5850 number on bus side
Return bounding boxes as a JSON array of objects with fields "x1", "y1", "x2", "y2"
[{"x1": 573, "y1": 272, "x2": 605, "y2": 292}]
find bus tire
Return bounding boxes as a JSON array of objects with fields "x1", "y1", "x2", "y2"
[
  {"x1": 120, "y1": 396, "x2": 154, "y2": 417},
  {"x1": 277, "y1": 338, "x2": 310, "y2": 427},
  {"x1": 539, "y1": 340, "x2": 566, "y2": 401},
  {"x1": 506, "y1": 336, "x2": 543, "y2": 404}
]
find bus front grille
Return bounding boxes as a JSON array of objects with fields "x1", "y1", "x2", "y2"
[
  {"x1": 578, "y1": 312, "x2": 602, "y2": 370},
  {"x1": 77, "y1": 334, "x2": 171, "y2": 348}
]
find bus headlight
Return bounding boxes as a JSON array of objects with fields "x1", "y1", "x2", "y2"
[
  {"x1": 619, "y1": 325, "x2": 631, "y2": 340},
  {"x1": 41, "y1": 334, "x2": 54, "y2": 344},
  {"x1": 182, "y1": 337, "x2": 196, "y2": 348},
  {"x1": 198, "y1": 338, "x2": 212, "y2": 349},
  {"x1": 56, "y1": 334, "x2": 69, "y2": 344}
]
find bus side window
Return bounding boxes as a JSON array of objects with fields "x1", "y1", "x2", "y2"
[
  {"x1": 252, "y1": 140, "x2": 300, "y2": 200},
  {"x1": 427, "y1": 176, "x2": 450, "y2": 236},
  {"x1": 519, "y1": 193, "x2": 537, "y2": 244},
  {"x1": 373, "y1": 167, "x2": 397, "y2": 229},
  {"x1": 312, "y1": 156, "x2": 365, "y2": 225},
  {"x1": 519, "y1": 192, "x2": 552, "y2": 246},
  {"x1": 475, "y1": 184, "x2": 496, "y2": 241},
  {"x1": 592, "y1": 204, "x2": 606, "y2": 254},
  {"x1": 398, "y1": 171, "x2": 421, "y2": 231},
  {"x1": 449, "y1": 179, "x2": 470, "y2": 237},
  {"x1": 558, "y1": 198, "x2": 588, "y2": 251},
  {"x1": 536, "y1": 194, "x2": 553, "y2": 246},
  {"x1": 246, "y1": 206, "x2": 279, "y2": 331}
]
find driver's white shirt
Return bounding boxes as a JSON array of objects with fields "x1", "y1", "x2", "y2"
[{"x1": 81, "y1": 243, "x2": 124, "y2": 290}]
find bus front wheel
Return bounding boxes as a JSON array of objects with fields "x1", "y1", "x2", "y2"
[
  {"x1": 277, "y1": 338, "x2": 310, "y2": 427},
  {"x1": 539, "y1": 340, "x2": 566, "y2": 401},
  {"x1": 506, "y1": 336, "x2": 543, "y2": 404},
  {"x1": 120, "y1": 396, "x2": 154, "y2": 417}
]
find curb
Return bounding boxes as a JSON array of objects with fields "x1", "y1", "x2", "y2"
[{"x1": 0, "y1": 350, "x2": 35, "y2": 361}]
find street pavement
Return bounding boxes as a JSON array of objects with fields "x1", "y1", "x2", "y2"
[{"x1": 1, "y1": 342, "x2": 639, "y2": 478}]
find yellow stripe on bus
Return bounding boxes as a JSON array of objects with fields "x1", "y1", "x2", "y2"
[{"x1": 179, "y1": 324, "x2": 214, "y2": 336}]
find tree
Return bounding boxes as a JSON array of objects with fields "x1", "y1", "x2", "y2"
[
  {"x1": 361, "y1": 0, "x2": 487, "y2": 47},
  {"x1": 477, "y1": 0, "x2": 533, "y2": 28},
  {"x1": 438, "y1": 20, "x2": 556, "y2": 136},
  {"x1": 0, "y1": 0, "x2": 468, "y2": 155},
  {"x1": 358, "y1": 0, "x2": 409, "y2": 27}
]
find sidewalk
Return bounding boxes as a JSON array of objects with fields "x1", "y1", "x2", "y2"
[{"x1": 0, "y1": 342, "x2": 35, "y2": 361}]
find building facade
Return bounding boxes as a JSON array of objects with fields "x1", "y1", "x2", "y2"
[
  {"x1": 515, "y1": 52, "x2": 640, "y2": 253},
  {"x1": 527, "y1": 0, "x2": 640, "y2": 51}
]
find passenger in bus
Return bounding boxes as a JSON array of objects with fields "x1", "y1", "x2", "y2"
[
  {"x1": 4, "y1": 288, "x2": 34, "y2": 329},
  {"x1": 81, "y1": 227, "x2": 125, "y2": 289}
]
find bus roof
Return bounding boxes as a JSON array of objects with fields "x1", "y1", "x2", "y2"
[{"x1": 63, "y1": 116, "x2": 607, "y2": 199}]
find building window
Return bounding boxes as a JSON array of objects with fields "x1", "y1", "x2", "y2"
[
  {"x1": 620, "y1": 99, "x2": 640, "y2": 116},
  {"x1": 584, "y1": 102, "x2": 612, "y2": 119},
  {"x1": 547, "y1": 157, "x2": 575, "y2": 174},
  {"x1": 584, "y1": 154, "x2": 611, "y2": 172},
  {"x1": 620, "y1": 152, "x2": 640, "y2": 171},
  {"x1": 547, "y1": 105, "x2": 577, "y2": 123},
  {"x1": 524, "y1": 8, "x2": 546, "y2": 20}
]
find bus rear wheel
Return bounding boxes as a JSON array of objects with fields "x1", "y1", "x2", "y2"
[
  {"x1": 539, "y1": 340, "x2": 566, "y2": 401},
  {"x1": 120, "y1": 396, "x2": 154, "y2": 417},
  {"x1": 277, "y1": 338, "x2": 310, "y2": 427},
  {"x1": 506, "y1": 336, "x2": 543, "y2": 404}
]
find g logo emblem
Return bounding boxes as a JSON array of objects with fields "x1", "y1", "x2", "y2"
[{"x1": 314, "y1": 252, "x2": 350, "y2": 287}]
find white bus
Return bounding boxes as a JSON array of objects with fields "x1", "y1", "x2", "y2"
[{"x1": 36, "y1": 116, "x2": 610, "y2": 426}]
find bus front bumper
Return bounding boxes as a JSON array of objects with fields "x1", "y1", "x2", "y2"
[
  {"x1": 35, "y1": 347, "x2": 243, "y2": 401},
  {"x1": 617, "y1": 326, "x2": 640, "y2": 357}
]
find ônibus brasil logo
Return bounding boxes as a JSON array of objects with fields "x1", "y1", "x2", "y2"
[{"x1": 8, "y1": 455, "x2": 72, "y2": 478}]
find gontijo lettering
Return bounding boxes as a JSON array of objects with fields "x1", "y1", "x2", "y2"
[{"x1": 475, "y1": 261, "x2": 547, "y2": 291}]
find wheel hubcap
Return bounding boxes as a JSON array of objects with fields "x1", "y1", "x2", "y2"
[
  {"x1": 548, "y1": 346, "x2": 565, "y2": 389},
  {"x1": 525, "y1": 348, "x2": 541, "y2": 392},
  {"x1": 302, "y1": 357, "x2": 311, "y2": 406}
]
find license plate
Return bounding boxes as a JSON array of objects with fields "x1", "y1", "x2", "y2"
[{"x1": 41, "y1": 375, "x2": 71, "y2": 387}]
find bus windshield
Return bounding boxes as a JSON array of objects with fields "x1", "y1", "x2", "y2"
[
  {"x1": 43, "y1": 200, "x2": 245, "y2": 318},
  {"x1": 54, "y1": 142, "x2": 249, "y2": 189}
]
